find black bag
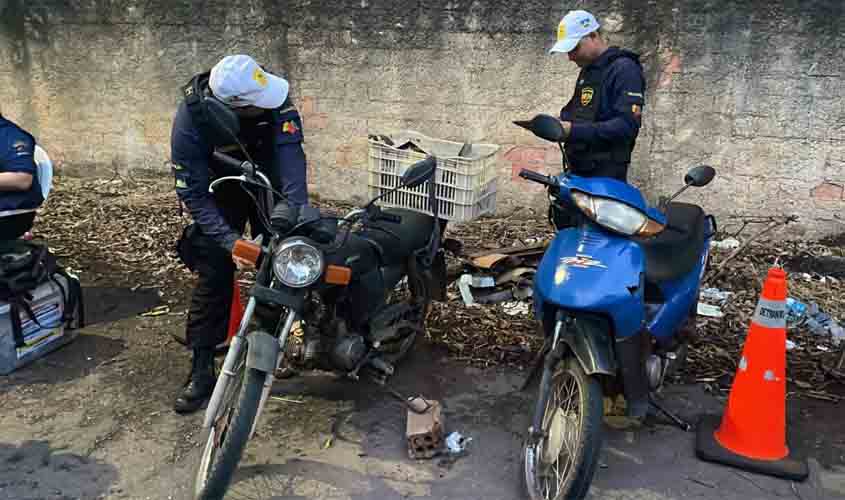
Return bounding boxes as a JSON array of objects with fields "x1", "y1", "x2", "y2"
[{"x1": 0, "y1": 241, "x2": 83, "y2": 348}]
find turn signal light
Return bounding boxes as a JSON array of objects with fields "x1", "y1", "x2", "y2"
[
  {"x1": 232, "y1": 239, "x2": 262, "y2": 265},
  {"x1": 325, "y1": 265, "x2": 352, "y2": 285}
]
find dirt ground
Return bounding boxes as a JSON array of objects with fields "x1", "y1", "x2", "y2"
[{"x1": 0, "y1": 287, "x2": 843, "y2": 500}]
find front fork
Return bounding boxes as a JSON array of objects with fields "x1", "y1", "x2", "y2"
[
  {"x1": 529, "y1": 312, "x2": 568, "y2": 441},
  {"x1": 203, "y1": 296, "x2": 259, "y2": 429},
  {"x1": 250, "y1": 309, "x2": 297, "y2": 439},
  {"x1": 202, "y1": 295, "x2": 297, "y2": 431}
]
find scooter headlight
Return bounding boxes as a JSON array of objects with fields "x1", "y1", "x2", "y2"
[
  {"x1": 273, "y1": 238, "x2": 324, "y2": 287},
  {"x1": 571, "y1": 191, "x2": 664, "y2": 237}
]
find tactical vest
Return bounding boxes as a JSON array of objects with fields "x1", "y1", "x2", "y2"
[{"x1": 565, "y1": 51, "x2": 641, "y2": 180}]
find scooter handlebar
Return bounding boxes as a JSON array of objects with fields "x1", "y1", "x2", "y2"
[{"x1": 519, "y1": 169, "x2": 557, "y2": 187}]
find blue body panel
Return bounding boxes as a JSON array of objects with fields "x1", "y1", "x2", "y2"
[
  {"x1": 533, "y1": 224, "x2": 645, "y2": 339},
  {"x1": 535, "y1": 174, "x2": 715, "y2": 344}
]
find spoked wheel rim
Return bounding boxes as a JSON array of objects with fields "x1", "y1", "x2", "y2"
[
  {"x1": 384, "y1": 273, "x2": 430, "y2": 359},
  {"x1": 194, "y1": 352, "x2": 247, "y2": 497},
  {"x1": 525, "y1": 368, "x2": 585, "y2": 499}
]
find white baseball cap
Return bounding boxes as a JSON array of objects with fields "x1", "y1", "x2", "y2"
[
  {"x1": 549, "y1": 10, "x2": 601, "y2": 54},
  {"x1": 209, "y1": 55, "x2": 289, "y2": 109}
]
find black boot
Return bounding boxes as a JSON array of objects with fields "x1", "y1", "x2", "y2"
[{"x1": 174, "y1": 348, "x2": 216, "y2": 414}]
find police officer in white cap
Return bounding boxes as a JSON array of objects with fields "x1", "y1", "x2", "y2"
[
  {"x1": 550, "y1": 10, "x2": 646, "y2": 183},
  {"x1": 169, "y1": 55, "x2": 308, "y2": 414}
]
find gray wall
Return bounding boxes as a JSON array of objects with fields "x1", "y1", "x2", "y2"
[{"x1": 2, "y1": 0, "x2": 844, "y2": 235}]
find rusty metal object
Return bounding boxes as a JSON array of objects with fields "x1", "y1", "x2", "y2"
[{"x1": 406, "y1": 398, "x2": 444, "y2": 459}]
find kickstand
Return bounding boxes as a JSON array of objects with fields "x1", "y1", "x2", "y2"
[
  {"x1": 383, "y1": 386, "x2": 433, "y2": 415},
  {"x1": 649, "y1": 394, "x2": 692, "y2": 432}
]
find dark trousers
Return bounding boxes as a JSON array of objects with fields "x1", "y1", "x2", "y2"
[
  {"x1": 178, "y1": 186, "x2": 269, "y2": 350},
  {"x1": 0, "y1": 212, "x2": 36, "y2": 240}
]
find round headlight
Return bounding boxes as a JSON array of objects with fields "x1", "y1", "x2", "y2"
[{"x1": 273, "y1": 238, "x2": 324, "y2": 287}]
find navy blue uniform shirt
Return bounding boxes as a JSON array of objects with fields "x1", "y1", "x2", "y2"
[
  {"x1": 170, "y1": 100, "x2": 307, "y2": 252},
  {"x1": 0, "y1": 116, "x2": 43, "y2": 212},
  {"x1": 560, "y1": 47, "x2": 645, "y2": 150}
]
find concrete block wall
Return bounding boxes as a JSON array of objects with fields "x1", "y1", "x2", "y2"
[{"x1": 1, "y1": 0, "x2": 844, "y2": 235}]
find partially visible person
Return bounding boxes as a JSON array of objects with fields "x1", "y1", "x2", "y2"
[{"x1": 0, "y1": 110, "x2": 45, "y2": 240}]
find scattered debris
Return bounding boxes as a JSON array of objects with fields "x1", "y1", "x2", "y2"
[
  {"x1": 445, "y1": 431, "x2": 472, "y2": 455},
  {"x1": 33, "y1": 178, "x2": 845, "y2": 401},
  {"x1": 502, "y1": 301, "x2": 531, "y2": 316},
  {"x1": 711, "y1": 239, "x2": 741, "y2": 250},
  {"x1": 406, "y1": 397, "x2": 444, "y2": 460},
  {"x1": 700, "y1": 288, "x2": 734, "y2": 304},
  {"x1": 140, "y1": 305, "x2": 170, "y2": 317},
  {"x1": 697, "y1": 303, "x2": 724, "y2": 318}
]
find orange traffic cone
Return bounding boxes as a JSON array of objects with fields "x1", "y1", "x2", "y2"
[{"x1": 695, "y1": 267, "x2": 808, "y2": 481}]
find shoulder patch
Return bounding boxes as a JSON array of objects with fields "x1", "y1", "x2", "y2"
[
  {"x1": 12, "y1": 140, "x2": 32, "y2": 157},
  {"x1": 282, "y1": 121, "x2": 299, "y2": 135}
]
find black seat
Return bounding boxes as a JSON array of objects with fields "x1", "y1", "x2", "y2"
[
  {"x1": 637, "y1": 202, "x2": 707, "y2": 283},
  {"x1": 358, "y1": 208, "x2": 435, "y2": 267}
]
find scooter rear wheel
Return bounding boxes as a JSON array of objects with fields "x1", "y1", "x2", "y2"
[{"x1": 523, "y1": 358, "x2": 603, "y2": 500}]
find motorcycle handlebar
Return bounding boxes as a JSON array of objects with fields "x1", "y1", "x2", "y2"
[{"x1": 212, "y1": 151, "x2": 253, "y2": 174}]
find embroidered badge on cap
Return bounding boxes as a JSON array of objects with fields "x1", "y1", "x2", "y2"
[
  {"x1": 253, "y1": 67, "x2": 268, "y2": 87},
  {"x1": 557, "y1": 22, "x2": 567, "y2": 41}
]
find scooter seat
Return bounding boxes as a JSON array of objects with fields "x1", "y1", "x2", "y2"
[
  {"x1": 358, "y1": 208, "x2": 436, "y2": 267},
  {"x1": 638, "y1": 202, "x2": 706, "y2": 283}
]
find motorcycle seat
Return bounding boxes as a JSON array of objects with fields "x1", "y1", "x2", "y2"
[
  {"x1": 358, "y1": 208, "x2": 436, "y2": 267},
  {"x1": 637, "y1": 202, "x2": 707, "y2": 283}
]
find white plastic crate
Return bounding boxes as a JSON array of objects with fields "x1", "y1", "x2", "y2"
[{"x1": 367, "y1": 130, "x2": 500, "y2": 222}]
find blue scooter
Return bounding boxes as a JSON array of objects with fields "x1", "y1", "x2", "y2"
[{"x1": 514, "y1": 115, "x2": 717, "y2": 500}]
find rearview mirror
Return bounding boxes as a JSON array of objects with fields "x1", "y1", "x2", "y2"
[
  {"x1": 204, "y1": 96, "x2": 241, "y2": 141},
  {"x1": 401, "y1": 156, "x2": 437, "y2": 189},
  {"x1": 684, "y1": 165, "x2": 716, "y2": 187},
  {"x1": 513, "y1": 114, "x2": 566, "y2": 143}
]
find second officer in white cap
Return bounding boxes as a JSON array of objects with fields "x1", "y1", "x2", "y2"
[{"x1": 169, "y1": 54, "x2": 309, "y2": 414}]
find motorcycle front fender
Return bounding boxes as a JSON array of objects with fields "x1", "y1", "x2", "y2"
[
  {"x1": 563, "y1": 314, "x2": 616, "y2": 377},
  {"x1": 246, "y1": 330, "x2": 279, "y2": 373}
]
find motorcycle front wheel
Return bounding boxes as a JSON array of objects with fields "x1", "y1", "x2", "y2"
[
  {"x1": 191, "y1": 350, "x2": 266, "y2": 500},
  {"x1": 523, "y1": 358, "x2": 603, "y2": 500}
]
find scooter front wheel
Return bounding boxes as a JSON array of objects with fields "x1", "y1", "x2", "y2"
[{"x1": 523, "y1": 358, "x2": 603, "y2": 500}]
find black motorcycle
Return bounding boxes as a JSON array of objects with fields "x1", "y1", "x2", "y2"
[{"x1": 190, "y1": 98, "x2": 449, "y2": 500}]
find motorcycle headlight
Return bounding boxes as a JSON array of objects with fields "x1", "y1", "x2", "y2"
[
  {"x1": 273, "y1": 238, "x2": 324, "y2": 287},
  {"x1": 571, "y1": 191, "x2": 664, "y2": 237}
]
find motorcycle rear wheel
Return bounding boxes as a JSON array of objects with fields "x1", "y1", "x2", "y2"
[
  {"x1": 191, "y1": 359, "x2": 266, "y2": 500},
  {"x1": 383, "y1": 271, "x2": 431, "y2": 363},
  {"x1": 523, "y1": 358, "x2": 603, "y2": 500}
]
